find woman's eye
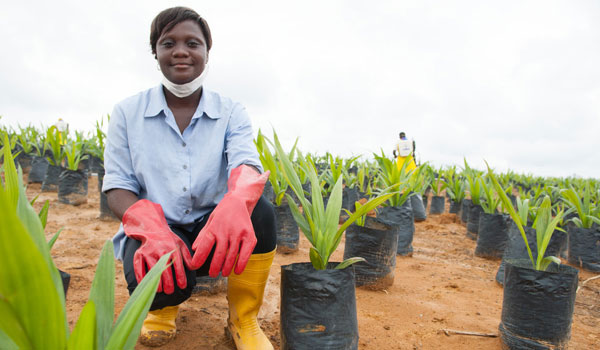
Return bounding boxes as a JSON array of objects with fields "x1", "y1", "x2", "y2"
[
  {"x1": 161, "y1": 42, "x2": 174, "y2": 48},
  {"x1": 187, "y1": 41, "x2": 200, "y2": 48}
]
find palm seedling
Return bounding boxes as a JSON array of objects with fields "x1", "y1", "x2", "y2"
[
  {"x1": 273, "y1": 134, "x2": 394, "y2": 270},
  {"x1": 63, "y1": 138, "x2": 88, "y2": 171},
  {"x1": 429, "y1": 167, "x2": 447, "y2": 197},
  {"x1": 16, "y1": 125, "x2": 37, "y2": 156},
  {"x1": 254, "y1": 129, "x2": 295, "y2": 206},
  {"x1": 0, "y1": 135, "x2": 171, "y2": 349},
  {"x1": 487, "y1": 162, "x2": 565, "y2": 271},
  {"x1": 373, "y1": 149, "x2": 413, "y2": 207},
  {"x1": 444, "y1": 171, "x2": 466, "y2": 204},
  {"x1": 479, "y1": 177, "x2": 503, "y2": 214},
  {"x1": 46, "y1": 126, "x2": 67, "y2": 167},
  {"x1": 560, "y1": 182, "x2": 600, "y2": 229}
]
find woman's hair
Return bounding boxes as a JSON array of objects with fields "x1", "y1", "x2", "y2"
[{"x1": 150, "y1": 7, "x2": 212, "y2": 58}]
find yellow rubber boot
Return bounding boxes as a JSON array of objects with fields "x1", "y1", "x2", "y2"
[
  {"x1": 226, "y1": 249, "x2": 276, "y2": 350},
  {"x1": 139, "y1": 305, "x2": 179, "y2": 347}
]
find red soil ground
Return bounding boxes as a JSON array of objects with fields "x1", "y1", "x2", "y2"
[{"x1": 28, "y1": 176, "x2": 599, "y2": 349}]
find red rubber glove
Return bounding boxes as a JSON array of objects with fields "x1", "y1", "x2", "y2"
[
  {"x1": 191, "y1": 165, "x2": 269, "y2": 277},
  {"x1": 123, "y1": 199, "x2": 193, "y2": 294}
]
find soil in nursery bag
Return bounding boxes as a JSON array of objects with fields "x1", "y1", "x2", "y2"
[
  {"x1": 499, "y1": 259, "x2": 578, "y2": 350},
  {"x1": 567, "y1": 226, "x2": 600, "y2": 272},
  {"x1": 192, "y1": 274, "x2": 227, "y2": 295},
  {"x1": 280, "y1": 262, "x2": 358, "y2": 350},
  {"x1": 429, "y1": 195, "x2": 445, "y2": 215},
  {"x1": 466, "y1": 204, "x2": 483, "y2": 239},
  {"x1": 410, "y1": 193, "x2": 427, "y2": 222},
  {"x1": 41, "y1": 164, "x2": 63, "y2": 192},
  {"x1": 449, "y1": 199, "x2": 461, "y2": 214},
  {"x1": 344, "y1": 216, "x2": 398, "y2": 290},
  {"x1": 496, "y1": 223, "x2": 567, "y2": 285},
  {"x1": 28, "y1": 156, "x2": 49, "y2": 183},
  {"x1": 274, "y1": 202, "x2": 299, "y2": 254},
  {"x1": 377, "y1": 201, "x2": 414, "y2": 256},
  {"x1": 58, "y1": 169, "x2": 88, "y2": 205},
  {"x1": 475, "y1": 213, "x2": 509, "y2": 259},
  {"x1": 460, "y1": 198, "x2": 472, "y2": 224}
]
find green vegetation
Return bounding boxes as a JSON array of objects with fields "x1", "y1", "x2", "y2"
[{"x1": 0, "y1": 135, "x2": 170, "y2": 349}]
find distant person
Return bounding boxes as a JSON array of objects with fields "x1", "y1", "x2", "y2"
[
  {"x1": 54, "y1": 118, "x2": 68, "y2": 145},
  {"x1": 392, "y1": 131, "x2": 417, "y2": 173},
  {"x1": 102, "y1": 7, "x2": 276, "y2": 348}
]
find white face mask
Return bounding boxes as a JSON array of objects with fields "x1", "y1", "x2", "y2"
[{"x1": 161, "y1": 64, "x2": 209, "y2": 98}]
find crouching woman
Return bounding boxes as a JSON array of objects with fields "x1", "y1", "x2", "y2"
[{"x1": 102, "y1": 7, "x2": 276, "y2": 349}]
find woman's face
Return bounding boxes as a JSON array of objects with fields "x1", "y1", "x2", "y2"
[{"x1": 156, "y1": 20, "x2": 208, "y2": 85}]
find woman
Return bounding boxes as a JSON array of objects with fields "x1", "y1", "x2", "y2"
[{"x1": 103, "y1": 7, "x2": 276, "y2": 349}]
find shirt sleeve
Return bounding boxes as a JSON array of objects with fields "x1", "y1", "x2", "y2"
[
  {"x1": 224, "y1": 103, "x2": 263, "y2": 176},
  {"x1": 102, "y1": 104, "x2": 141, "y2": 195}
]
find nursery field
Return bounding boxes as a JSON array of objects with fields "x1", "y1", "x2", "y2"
[{"x1": 30, "y1": 175, "x2": 599, "y2": 350}]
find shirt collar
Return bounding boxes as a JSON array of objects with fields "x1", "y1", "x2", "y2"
[{"x1": 144, "y1": 85, "x2": 221, "y2": 119}]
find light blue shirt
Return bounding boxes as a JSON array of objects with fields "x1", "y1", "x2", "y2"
[{"x1": 103, "y1": 85, "x2": 262, "y2": 260}]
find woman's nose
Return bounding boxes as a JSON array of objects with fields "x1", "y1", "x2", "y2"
[{"x1": 172, "y1": 43, "x2": 189, "y2": 57}]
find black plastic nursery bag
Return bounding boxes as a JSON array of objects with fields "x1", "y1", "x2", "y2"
[
  {"x1": 280, "y1": 262, "x2": 359, "y2": 350},
  {"x1": 429, "y1": 195, "x2": 445, "y2": 215},
  {"x1": 410, "y1": 193, "x2": 427, "y2": 222},
  {"x1": 58, "y1": 168, "x2": 88, "y2": 205},
  {"x1": 475, "y1": 213, "x2": 509, "y2": 259},
  {"x1": 377, "y1": 201, "x2": 414, "y2": 256},
  {"x1": 275, "y1": 203, "x2": 299, "y2": 254},
  {"x1": 567, "y1": 226, "x2": 600, "y2": 272},
  {"x1": 41, "y1": 164, "x2": 62, "y2": 192},
  {"x1": 344, "y1": 216, "x2": 398, "y2": 290},
  {"x1": 28, "y1": 156, "x2": 49, "y2": 183},
  {"x1": 499, "y1": 259, "x2": 578, "y2": 350}
]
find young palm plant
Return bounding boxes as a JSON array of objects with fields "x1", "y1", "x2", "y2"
[
  {"x1": 0, "y1": 135, "x2": 171, "y2": 349},
  {"x1": 63, "y1": 139, "x2": 88, "y2": 171},
  {"x1": 273, "y1": 135, "x2": 394, "y2": 270},
  {"x1": 46, "y1": 126, "x2": 66, "y2": 167},
  {"x1": 254, "y1": 129, "x2": 296, "y2": 206},
  {"x1": 487, "y1": 163, "x2": 565, "y2": 271},
  {"x1": 560, "y1": 182, "x2": 600, "y2": 229},
  {"x1": 479, "y1": 177, "x2": 502, "y2": 214},
  {"x1": 372, "y1": 149, "x2": 413, "y2": 207}
]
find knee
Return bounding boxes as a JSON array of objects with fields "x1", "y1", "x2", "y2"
[{"x1": 251, "y1": 196, "x2": 277, "y2": 252}]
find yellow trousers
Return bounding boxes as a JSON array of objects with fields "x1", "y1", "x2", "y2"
[{"x1": 396, "y1": 156, "x2": 416, "y2": 173}]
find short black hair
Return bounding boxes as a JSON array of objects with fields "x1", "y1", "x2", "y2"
[
  {"x1": 399, "y1": 132, "x2": 406, "y2": 137},
  {"x1": 150, "y1": 7, "x2": 212, "y2": 59}
]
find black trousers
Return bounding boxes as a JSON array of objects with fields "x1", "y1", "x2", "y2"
[{"x1": 123, "y1": 196, "x2": 276, "y2": 310}]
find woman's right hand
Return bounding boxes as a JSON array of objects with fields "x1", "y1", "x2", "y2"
[{"x1": 122, "y1": 199, "x2": 193, "y2": 294}]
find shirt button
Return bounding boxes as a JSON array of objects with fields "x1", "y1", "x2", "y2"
[
  {"x1": 183, "y1": 187, "x2": 187, "y2": 192},
  {"x1": 182, "y1": 142, "x2": 187, "y2": 147},
  {"x1": 185, "y1": 209, "x2": 190, "y2": 214},
  {"x1": 183, "y1": 165, "x2": 187, "y2": 169}
]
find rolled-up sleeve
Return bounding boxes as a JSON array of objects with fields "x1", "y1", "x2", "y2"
[
  {"x1": 102, "y1": 104, "x2": 141, "y2": 195},
  {"x1": 224, "y1": 104, "x2": 263, "y2": 175}
]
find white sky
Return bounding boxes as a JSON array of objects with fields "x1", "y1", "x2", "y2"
[{"x1": 1, "y1": 0, "x2": 599, "y2": 178}]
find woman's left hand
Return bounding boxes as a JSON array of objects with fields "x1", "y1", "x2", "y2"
[{"x1": 191, "y1": 165, "x2": 269, "y2": 277}]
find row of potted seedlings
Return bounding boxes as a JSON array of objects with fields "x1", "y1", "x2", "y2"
[
  {"x1": 1, "y1": 119, "x2": 117, "y2": 221},
  {"x1": 0, "y1": 135, "x2": 169, "y2": 349},
  {"x1": 425, "y1": 160, "x2": 598, "y2": 349},
  {"x1": 4, "y1": 119, "x2": 598, "y2": 349}
]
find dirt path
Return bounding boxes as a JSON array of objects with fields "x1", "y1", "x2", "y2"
[{"x1": 28, "y1": 176, "x2": 599, "y2": 349}]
